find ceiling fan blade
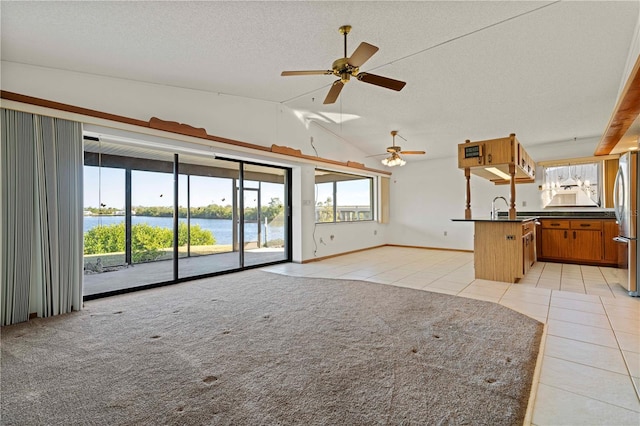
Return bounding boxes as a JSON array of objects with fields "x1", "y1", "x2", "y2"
[
  {"x1": 323, "y1": 80, "x2": 344, "y2": 104},
  {"x1": 348, "y1": 42, "x2": 379, "y2": 67},
  {"x1": 357, "y1": 73, "x2": 406, "y2": 91},
  {"x1": 400, "y1": 151, "x2": 426, "y2": 155},
  {"x1": 365, "y1": 153, "x2": 389, "y2": 158},
  {"x1": 281, "y1": 70, "x2": 333, "y2": 76}
]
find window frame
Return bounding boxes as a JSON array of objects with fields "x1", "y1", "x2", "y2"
[
  {"x1": 314, "y1": 169, "x2": 375, "y2": 224},
  {"x1": 539, "y1": 159, "x2": 604, "y2": 208}
]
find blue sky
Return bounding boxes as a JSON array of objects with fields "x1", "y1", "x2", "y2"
[
  {"x1": 84, "y1": 166, "x2": 371, "y2": 210},
  {"x1": 84, "y1": 166, "x2": 284, "y2": 209}
]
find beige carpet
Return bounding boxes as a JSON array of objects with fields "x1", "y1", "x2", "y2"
[{"x1": 1, "y1": 270, "x2": 543, "y2": 425}]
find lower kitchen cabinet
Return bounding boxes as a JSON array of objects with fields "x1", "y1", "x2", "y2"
[
  {"x1": 471, "y1": 219, "x2": 537, "y2": 283},
  {"x1": 541, "y1": 228, "x2": 570, "y2": 259},
  {"x1": 537, "y1": 218, "x2": 617, "y2": 266}
]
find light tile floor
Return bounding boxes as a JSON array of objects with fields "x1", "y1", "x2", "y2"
[{"x1": 262, "y1": 246, "x2": 640, "y2": 426}]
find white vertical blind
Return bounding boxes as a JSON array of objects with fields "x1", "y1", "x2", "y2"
[{"x1": 1, "y1": 109, "x2": 83, "y2": 326}]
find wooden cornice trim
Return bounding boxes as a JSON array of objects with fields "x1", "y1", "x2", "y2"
[
  {"x1": 271, "y1": 144, "x2": 303, "y2": 157},
  {"x1": 0, "y1": 90, "x2": 391, "y2": 175},
  {"x1": 595, "y1": 54, "x2": 640, "y2": 156},
  {"x1": 0, "y1": 90, "x2": 150, "y2": 128},
  {"x1": 148, "y1": 117, "x2": 208, "y2": 139}
]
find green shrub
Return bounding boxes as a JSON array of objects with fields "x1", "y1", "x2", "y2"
[
  {"x1": 84, "y1": 222, "x2": 126, "y2": 255},
  {"x1": 84, "y1": 222, "x2": 216, "y2": 263}
]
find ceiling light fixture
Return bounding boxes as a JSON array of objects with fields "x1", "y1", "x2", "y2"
[
  {"x1": 381, "y1": 152, "x2": 406, "y2": 167},
  {"x1": 485, "y1": 167, "x2": 511, "y2": 180}
]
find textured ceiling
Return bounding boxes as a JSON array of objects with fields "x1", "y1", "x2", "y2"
[{"x1": 1, "y1": 1, "x2": 638, "y2": 160}]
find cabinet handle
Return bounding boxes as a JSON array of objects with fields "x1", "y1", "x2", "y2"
[
  {"x1": 488, "y1": 153, "x2": 492, "y2": 163},
  {"x1": 573, "y1": 231, "x2": 576, "y2": 239},
  {"x1": 580, "y1": 223, "x2": 591, "y2": 227},
  {"x1": 551, "y1": 223, "x2": 561, "y2": 227},
  {"x1": 564, "y1": 230, "x2": 567, "y2": 238}
]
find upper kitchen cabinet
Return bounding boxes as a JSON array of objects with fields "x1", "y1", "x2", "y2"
[{"x1": 457, "y1": 133, "x2": 536, "y2": 184}]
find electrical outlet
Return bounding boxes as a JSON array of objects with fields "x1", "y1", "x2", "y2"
[
  {"x1": 330, "y1": 235, "x2": 334, "y2": 241},
  {"x1": 443, "y1": 231, "x2": 448, "y2": 236},
  {"x1": 522, "y1": 201, "x2": 527, "y2": 207}
]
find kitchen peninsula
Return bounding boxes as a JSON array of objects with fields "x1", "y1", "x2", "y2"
[
  {"x1": 452, "y1": 217, "x2": 537, "y2": 283},
  {"x1": 454, "y1": 134, "x2": 538, "y2": 283}
]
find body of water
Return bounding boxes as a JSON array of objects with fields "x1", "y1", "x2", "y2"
[{"x1": 83, "y1": 216, "x2": 284, "y2": 245}]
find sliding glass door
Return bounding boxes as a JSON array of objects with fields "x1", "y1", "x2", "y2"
[
  {"x1": 178, "y1": 156, "x2": 240, "y2": 279},
  {"x1": 242, "y1": 165, "x2": 288, "y2": 267},
  {"x1": 83, "y1": 136, "x2": 291, "y2": 298}
]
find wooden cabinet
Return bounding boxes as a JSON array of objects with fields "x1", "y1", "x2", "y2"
[
  {"x1": 537, "y1": 218, "x2": 618, "y2": 266},
  {"x1": 473, "y1": 219, "x2": 537, "y2": 283},
  {"x1": 457, "y1": 134, "x2": 535, "y2": 182},
  {"x1": 541, "y1": 228, "x2": 570, "y2": 259},
  {"x1": 522, "y1": 231, "x2": 536, "y2": 275}
]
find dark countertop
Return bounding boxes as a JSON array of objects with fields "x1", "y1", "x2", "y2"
[
  {"x1": 452, "y1": 210, "x2": 617, "y2": 223},
  {"x1": 498, "y1": 211, "x2": 616, "y2": 220},
  {"x1": 451, "y1": 217, "x2": 538, "y2": 223}
]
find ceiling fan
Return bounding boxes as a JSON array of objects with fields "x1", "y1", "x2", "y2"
[
  {"x1": 281, "y1": 25, "x2": 406, "y2": 104},
  {"x1": 372, "y1": 131, "x2": 426, "y2": 167}
]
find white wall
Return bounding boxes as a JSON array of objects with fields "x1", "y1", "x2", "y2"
[
  {"x1": 618, "y1": 5, "x2": 640, "y2": 98},
  {"x1": 387, "y1": 156, "x2": 490, "y2": 251}
]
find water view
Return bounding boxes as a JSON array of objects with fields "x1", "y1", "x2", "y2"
[{"x1": 84, "y1": 216, "x2": 285, "y2": 245}]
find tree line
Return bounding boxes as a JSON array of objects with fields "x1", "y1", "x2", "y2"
[{"x1": 86, "y1": 198, "x2": 284, "y2": 222}]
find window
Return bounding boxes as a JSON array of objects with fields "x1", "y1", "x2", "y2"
[
  {"x1": 540, "y1": 161, "x2": 601, "y2": 207},
  {"x1": 315, "y1": 169, "x2": 373, "y2": 223}
]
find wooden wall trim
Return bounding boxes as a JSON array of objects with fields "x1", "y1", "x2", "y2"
[
  {"x1": 595, "y1": 54, "x2": 640, "y2": 155},
  {"x1": 0, "y1": 90, "x2": 391, "y2": 176}
]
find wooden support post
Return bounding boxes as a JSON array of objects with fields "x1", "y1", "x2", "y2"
[
  {"x1": 465, "y1": 167, "x2": 472, "y2": 219},
  {"x1": 509, "y1": 163, "x2": 516, "y2": 219}
]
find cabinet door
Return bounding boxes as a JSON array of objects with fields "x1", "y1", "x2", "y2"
[
  {"x1": 541, "y1": 229, "x2": 570, "y2": 258},
  {"x1": 603, "y1": 221, "x2": 619, "y2": 263},
  {"x1": 529, "y1": 231, "x2": 536, "y2": 266},
  {"x1": 570, "y1": 230, "x2": 602, "y2": 262},
  {"x1": 458, "y1": 143, "x2": 485, "y2": 168},
  {"x1": 522, "y1": 234, "x2": 530, "y2": 275},
  {"x1": 485, "y1": 139, "x2": 513, "y2": 165}
]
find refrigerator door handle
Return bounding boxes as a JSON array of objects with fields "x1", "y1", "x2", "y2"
[
  {"x1": 613, "y1": 168, "x2": 622, "y2": 223},
  {"x1": 613, "y1": 236, "x2": 629, "y2": 243}
]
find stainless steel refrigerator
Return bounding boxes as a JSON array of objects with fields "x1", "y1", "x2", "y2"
[{"x1": 613, "y1": 151, "x2": 638, "y2": 296}]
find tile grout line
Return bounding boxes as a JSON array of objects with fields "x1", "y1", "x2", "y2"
[
  {"x1": 537, "y1": 381, "x2": 640, "y2": 414},
  {"x1": 601, "y1": 299, "x2": 640, "y2": 402}
]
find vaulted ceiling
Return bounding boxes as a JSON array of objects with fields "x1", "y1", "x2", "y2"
[{"x1": 1, "y1": 1, "x2": 638, "y2": 160}]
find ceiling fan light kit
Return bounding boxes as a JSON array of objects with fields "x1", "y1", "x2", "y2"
[
  {"x1": 378, "y1": 130, "x2": 426, "y2": 167},
  {"x1": 281, "y1": 25, "x2": 407, "y2": 104},
  {"x1": 381, "y1": 153, "x2": 406, "y2": 167}
]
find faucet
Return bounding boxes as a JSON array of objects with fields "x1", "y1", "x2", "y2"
[{"x1": 491, "y1": 196, "x2": 508, "y2": 220}]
